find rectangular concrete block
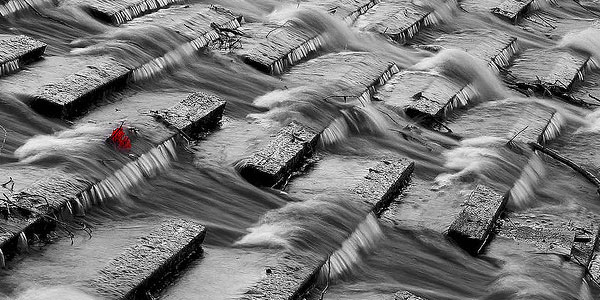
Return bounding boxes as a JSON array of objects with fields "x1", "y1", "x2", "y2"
[
  {"x1": 492, "y1": 0, "x2": 533, "y2": 21},
  {"x1": 304, "y1": 0, "x2": 381, "y2": 23},
  {"x1": 395, "y1": 291, "x2": 428, "y2": 300},
  {"x1": 448, "y1": 185, "x2": 508, "y2": 254},
  {"x1": 512, "y1": 49, "x2": 590, "y2": 95},
  {"x1": 238, "y1": 122, "x2": 319, "y2": 187},
  {"x1": 235, "y1": 23, "x2": 323, "y2": 75},
  {"x1": 155, "y1": 92, "x2": 226, "y2": 138},
  {"x1": 355, "y1": 1, "x2": 435, "y2": 43},
  {"x1": 0, "y1": 35, "x2": 46, "y2": 77},
  {"x1": 83, "y1": 0, "x2": 184, "y2": 25},
  {"x1": 354, "y1": 158, "x2": 415, "y2": 215},
  {"x1": 31, "y1": 57, "x2": 131, "y2": 119},
  {"x1": 92, "y1": 218, "x2": 206, "y2": 299}
]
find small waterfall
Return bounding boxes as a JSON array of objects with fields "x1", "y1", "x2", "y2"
[
  {"x1": 0, "y1": 248, "x2": 5, "y2": 269},
  {"x1": 0, "y1": 0, "x2": 51, "y2": 17},
  {"x1": 270, "y1": 35, "x2": 324, "y2": 75},
  {"x1": 357, "y1": 63, "x2": 399, "y2": 105},
  {"x1": 77, "y1": 137, "x2": 177, "y2": 209},
  {"x1": 0, "y1": 60, "x2": 21, "y2": 77},
  {"x1": 343, "y1": 0, "x2": 381, "y2": 24},
  {"x1": 320, "y1": 104, "x2": 389, "y2": 146},
  {"x1": 508, "y1": 153, "x2": 545, "y2": 209},
  {"x1": 539, "y1": 112, "x2": 565, "y2": 144},
  {"x1": 317, "y1": 213, "x2": 383, "y2": 281},
  {"x1": 106, "y1": 0, "x2": 185, "y2": 25},
  {"x1": 17, "y1": 231, "x2": 28, "y2": 253},
  {"x1": 132, "y1": 17, "x2": 242, "y2": 81}
]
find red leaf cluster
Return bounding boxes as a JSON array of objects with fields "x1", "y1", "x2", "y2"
[{"x1": 107, "y1": 125, "x2": 132, "y2": 151}]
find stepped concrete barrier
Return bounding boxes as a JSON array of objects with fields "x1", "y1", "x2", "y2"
[
  {"x1": 448, "y1": 185, "x2": 508, "y2": 254},
  {"x1": 92, "y1": 218, "x2": 206, "y2": 299},
  {"x1": 77, "y1": 0, "x2": 185, "y2": 25},
  {"x1": 0, "y1": 35, "x2": 46, "y2": 77},
  {"x1": 234, "y1": 23, "x2": 323, "y2": 75},
  {"x1": 303, "y1": 0, "x2": 382, "y2": 23},
  {"x1": 0, "y1": 92, "x2": 224, "y2": 264},
  {"x1": 239, "y1": 157, "x2": 414, "y2": 300}
]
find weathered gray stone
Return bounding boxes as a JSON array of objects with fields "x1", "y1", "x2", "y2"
[
  {"x1": 155, "y1": 92, "x2": 226, "y2": 138},
  {"x1": 239, "y1": 157, "x2": 414, "y2": 299},
  {"x1": 31, "y1": 57, "x2": 131, "y2": 119},
  {"x1": 394, "y1": 291, "x2": 428, "y2": 300},
  {"x1": 492, "y1": 0, "x2": 534, "y2": 21},
  {"x1": 238, "y1": 122, "x2": 319, "y2": 187},
  {"x1": 448, "y1": 185, "x2": 508, "y2": 254},
  {"x1": 92, "y1": 218, "x2": 206, "y2": 300},
  {"x1": 0, "y1": 35, "x2": 46, "y2": 77},
  {"x1": 235, "y1": 23, "x2": 323, "y2": 75},
  {"x1": 81, "y1": 0, "x2": 184, "y2": 24},
  {"x1": 355, "y1": 0, "x2": 435, "y2": 43}
]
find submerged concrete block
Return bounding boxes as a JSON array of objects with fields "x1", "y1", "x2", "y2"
[
  {"x1": 83, "y1": 0, "x2": 184, "y2": 25},
  {"x1": 93, "y1": 218, "x2": 206, "y2": 299},
  {"x1": 238, "y1": 122, "x2": 319, "y2": 187},
  {"x1": 235, "y1": 23, "x2": 323, "y2": 75},
  {"x1": 492, "y1": 0, "x2": 533, "y2": 21},
  {"x1": 394, "y1": 291, "x2": 428, "y2": 300},
  {"x1": 155, "y1": 92, "x2": 226, "y2": 137},
  {"x1": 0, "y1": 35, "x2": 46, "y2": 77},
  {"x1": 31, "y1": 57, "x2": 131, "y2": 119},
  {"x1": 448, "y1": 185, "x2": 508, "y2": 254}
]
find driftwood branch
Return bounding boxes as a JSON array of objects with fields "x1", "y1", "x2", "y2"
[{"x1": 529, "y1": 142, "x2": 600, "y2": 195}]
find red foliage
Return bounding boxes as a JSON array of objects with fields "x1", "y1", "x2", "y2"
[{"x1": 107, "y1": 125, "x2": 131, "y2": 152}]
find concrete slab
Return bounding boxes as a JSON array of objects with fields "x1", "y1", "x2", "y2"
[
  {"x1": 31, "y1": 57, "x2": 131, "y2": 119},
  {"x1": 234, "y1": 23, "x2": 323, "y2": 75},
  {"x1": 394, "y1": 291, "x2": 428, "y2": 300},
  {"x1": 81, "y1": 0, "x2": 184, "y2": 25},
  {"x1": 0, "y1": 35, "x2": 46, "y2": 77},
  {"x1": 448, "y1": 185, "x2": 508, "y2": 254},
  {"x1": 154, "y1": 92, "x2": 226, "y2": 138},
  {"x1": 303, "y1": 0, "x2": 381, "y2": 23},
  {"x1": 238, "y1": 122, "x2": 319, "y2": 187},
  {"x1": 492, "y1": 0, "x2": 534, "y2": 21},
  {"x1": 92, "y1": 218, "x2": 206, "y2": 299},
  {"x1": 355, "y1": 0, "x2": 435, "y2": 43}
]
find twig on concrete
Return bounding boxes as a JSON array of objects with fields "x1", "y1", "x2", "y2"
[
  {"x1": 319, "y1": 258, "x2": 331, "y2": 300},
  {"x1": 529, "y1": 142, "x2": 600, "y2": 195},
  {"x1": 506, "y1": 126, "x2": 528, "y2": 145}
]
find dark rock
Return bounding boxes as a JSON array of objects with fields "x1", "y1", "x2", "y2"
[{"x1": 92, "y1": 218, "x2": 206, "y2": 300}]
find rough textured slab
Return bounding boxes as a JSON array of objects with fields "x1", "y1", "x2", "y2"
[
  {"x1": 81, "y1": 0, "x2": 184, "y2": 25},
  {"x1": 448, "y1": 185, "x2": 508, "y2": 254},
  {"x1": 511, "y1": 49, "x2": 590, "y2": 94},
  {"x1": 235, "y1": 23, "x2": 323, "y2": 75},
  {"x1": 31, "y1": 57, "x2": 131, "y2": 119},
  {"x1": 355, "y1": 0, "x2": 435, "y2": 43},
  {"x1": 155, "y1": 92, "x2": 226, "y2": 137},
  {"x1": 0, "y1": 35, "x2": 46, "y2": 77},
  {"x1": 492, "y1": 0, "x2": 533, "y2": 21},
  {"x1": 92, "y1": 218, "x2": 206, "y2": 299},
  {"x1": 395, "y1": 291, "x2": 428, "y2": 300},
  {"x1": 238, "y1": 122, "x2": 319, "y2": 187},
  {"x1": 303, "y1": 0, "x2": 381, "y2": 23},
  {"x1": 284, "y1": 52, "x2": 399, "y2": 104},
  {"x1": 239, "y1": 158, "x2": 414, "y2": 300}
]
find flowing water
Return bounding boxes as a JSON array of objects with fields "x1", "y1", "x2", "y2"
[{"x1": 0, "y1": 0, "x2": 599, "y2": 299}]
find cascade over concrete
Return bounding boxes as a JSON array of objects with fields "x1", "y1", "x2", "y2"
[
  {"x1": 239, "y1": 157, "x2": 414, "y2": 300},
  {"x1": 234, "y1": 23, "x2": 323, "y2": 75},
  {"x1": 0, "y1": 35, "x2": 46, "y2": 77},
  {"x1": 355, "y1": 0, "x2": 435, "y2": 43},
  {"x1": 92, "y1": 218, "x2": 206, "y2": 299},
  {"x1": 238, "y1": 122, "x2": 319, "y2": 187},
  {"x1": 0, "y1": 92, "x2": 225, "y2": 259},
  {"x1": 448, "y1": 185, "x2": 508, "y2": 254}
]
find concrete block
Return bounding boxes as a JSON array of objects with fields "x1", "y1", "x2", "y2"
[
  {"x1": 92, "y1": 218, "x2": 206, "y2": 299},
  {"x1": 84, "y1": 0, "x2": 184, "y2": 25},
  {"x1": 492, "y1": 0, "x2": 533, "y2": 21},
  {"x1": 31, "y1": 57, "x2": 131, "y2": 119},
  {"x1": 155, "y1": 92, "x2": 226, "y2": 138},
  {"x1": 0, "y1": 35, "x2": 46, "y2": 77},
  {"x1": 448, "y1": 185, "x2": 508, "y2": 254},
  {"x1": 238, "y1": 122, "x2": 319, "y2": 187},
  {"x1": 394, "y1": 291, "x2": 428, "y2": 300}
]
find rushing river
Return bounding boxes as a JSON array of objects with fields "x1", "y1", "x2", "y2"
[{"x1": 0, "y1": 0, "x2": 600, "y2": 299}]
